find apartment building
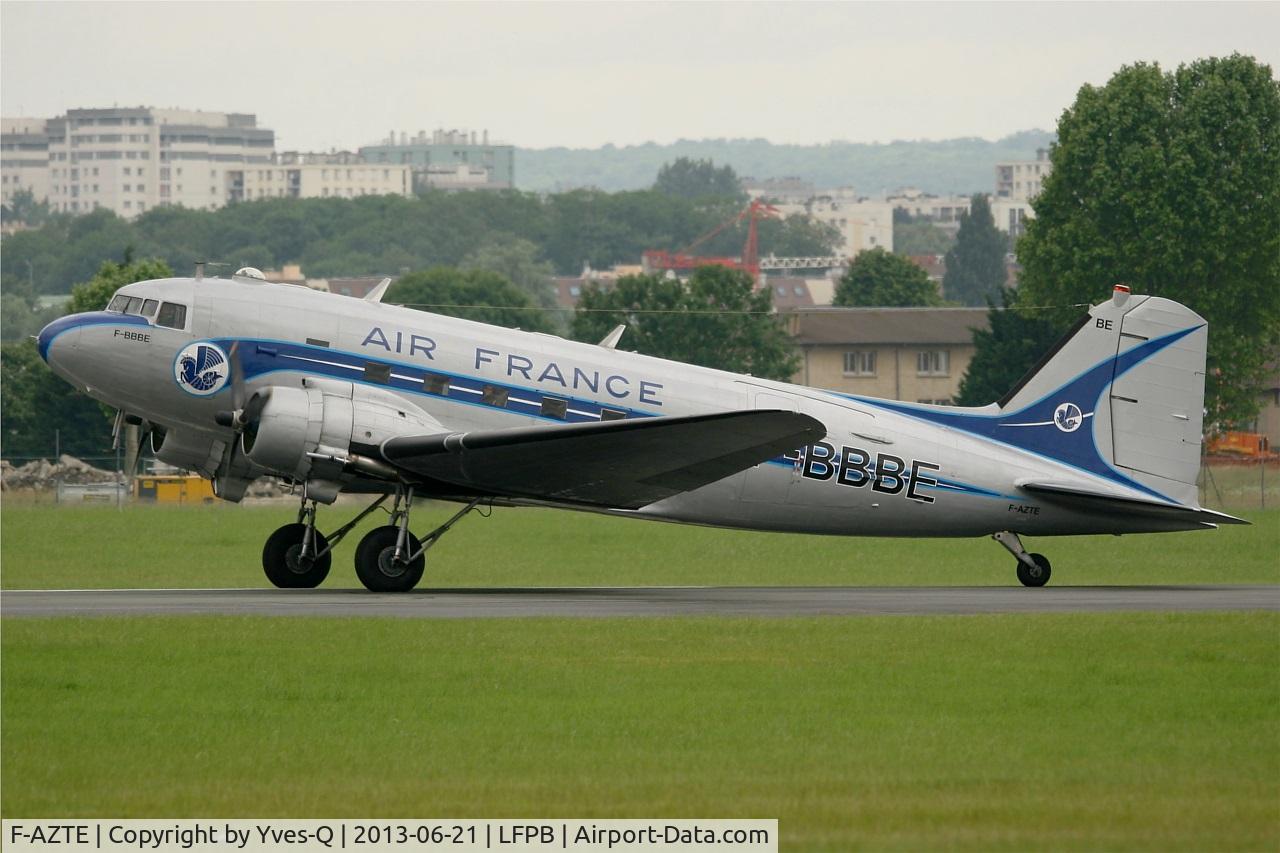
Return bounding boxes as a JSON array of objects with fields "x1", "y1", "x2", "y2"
[
  {"x1": 788, "y1": 306, "x2": 989, "y2": 404},
  {"x1": 359, "y1": 128, "x2": 514, "y2": 191},
  {"x1": 995, "y1": 148, "x2": 1051, "y2": 202},
  {"x1": 236, "y1": 151, "x2": 411, "y2": 201},
  {"x1": 1, "y1": 117, "x2": 51, "y2": 207},
  {"x1": 39, "y1": 107, "x2": 274, "y2": 217},
  {"x1": 774, "y1": 189, "x2": 894, "y2": 259}
]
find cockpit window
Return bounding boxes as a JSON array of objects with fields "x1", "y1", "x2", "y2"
[
  {"x1": 141, "y1": 298, "x2": 159, "y2": 318},
  {"x1": 156, "y1": 302, "x2": 187, "y2": 330},
  {"x1": 107, "y1": 294, "x2": 129, "y2": 312},
  {"x1": 122, "y1": 296, "x2": 144, "y2": 315}
]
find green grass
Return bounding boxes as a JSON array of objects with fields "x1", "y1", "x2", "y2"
[
  {"x1": 1, "y1": 503, "x2": 1276, "y2": 590},
  {"x1": 2, "y1": 613, "x2": 1276, "y2": 850}
]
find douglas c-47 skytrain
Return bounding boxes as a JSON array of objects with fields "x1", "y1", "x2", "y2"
[{"x1": 37, "y1": 268, "x2": 1245, "y2": 591}]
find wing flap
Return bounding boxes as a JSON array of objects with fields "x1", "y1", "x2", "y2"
[
  {"x1": 381, "y1": 410, "x2": 825, "y2": 509},
  {"x1": 1017, "y1": 480, "x2": 1248, "y2": 525}
]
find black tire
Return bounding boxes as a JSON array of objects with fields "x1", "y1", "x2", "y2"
[
  {"x1": 262, "y1": 523, "x2": 332, "y2": 589},
  {"x1": 1016, "y1": 553, "x2": 1052, "y2": 587},
  {"x1": 354, "y1": 525, "x2": 425, "y2": 592}
]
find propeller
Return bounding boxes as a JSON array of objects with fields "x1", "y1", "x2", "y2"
[
  {"x1": 214, "y1": 342, "x2": 271, "y2": 430},
  {"x1": 124, "y1": 418, "x2": 164, "y2": 478},
  {"x1": 211, "y1": 341, "x2": 273, "y2": 489}
]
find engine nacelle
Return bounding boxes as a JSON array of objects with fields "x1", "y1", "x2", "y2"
[
  {"x1": 150, "y1": 426, "x2": 265, "y2": 503},
  {"x1": 242, "y1": 378, "x2": 439, "y2": 502},
  {"x1": 152, "y1": 427, "x2": 224, "y2": 477}
]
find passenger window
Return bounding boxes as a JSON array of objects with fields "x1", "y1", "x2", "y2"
[
  {"x1": 541, "y1": 397, "x2": 568, "y2": 419},
  {"x1": 600, "y1": 408, "x2": 627, "y2": 421},
  {"x1": 155, "y1": 302, "x2": 187, "y2": 330},
  {"x1": 364, "y1": 362, "x2": 392, "y2": 384},
  {"x1": 141, "y1": 299, "x2": 159, "y2": 317},
  {"x1": 424, "y1": 374, "x2": 450, "y2": 396},
  {"x1": 481, "y1": 385, "x2": 509, "y2": 407}
]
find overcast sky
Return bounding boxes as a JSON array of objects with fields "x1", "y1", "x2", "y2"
[{"x1": 2, "y1": 1, "x2": 1277, "y2": 151}]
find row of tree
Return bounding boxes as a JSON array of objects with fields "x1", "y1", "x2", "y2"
[
  {"x1": 0, "y1": 257, "x2": 803, "y2": 459},
  {"x1": 4, "y1": 54, "x2": 1275, "y2": 458},
  {"x1": 1, "y1": 183, "x2": 838, "y2": 303}
]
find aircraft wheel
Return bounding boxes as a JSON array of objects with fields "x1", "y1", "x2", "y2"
[
  {"x1": 355, "y1": 525, "x2": 425, "y2": 592},
  {"x1": 262, "y1": 523, "x2": 332, "y2": 589},
  {"x1": 1016, "y1": 553, "x2": 1051, "y2": 587}
]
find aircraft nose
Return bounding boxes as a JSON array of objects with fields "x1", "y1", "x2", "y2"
[{"x1": 37, "y1": 314, "x2": 83, "y2": 366}]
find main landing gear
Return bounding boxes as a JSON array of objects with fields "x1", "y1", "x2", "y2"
[
  {"x1": 353, "y1": 488, "x2": 480, "y2": 593},
  {"x1": 992, "y1": 531, "x2": 1052, "y2": 587},
  {"x1": 261, "y1": 486, "x2": 481, "y2": 593}
]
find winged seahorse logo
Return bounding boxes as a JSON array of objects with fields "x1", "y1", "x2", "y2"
[
  {"x1": 1053, "y1": 402, "x2": 1084, "y2": 433},
  {"x1": 174, "y1": 343, "x2": 228, "y2": 395}
]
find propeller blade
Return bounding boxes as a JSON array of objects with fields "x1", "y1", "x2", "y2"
[
  {"x1": 127, "y1": 421, "x2": 152, "y2": 477},
  {"x1": 111, "y1": 409, "x2": 125, "y2": 451},
  {"x1": 228, "y1": 341, "x2": 246, "y2": 412}
]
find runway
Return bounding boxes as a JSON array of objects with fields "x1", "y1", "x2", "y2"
[{"x1": 3, "y1": 585, "x2": 1278, "y2": 619}]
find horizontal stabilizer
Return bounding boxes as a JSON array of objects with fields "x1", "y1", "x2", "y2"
[
  {"x1": 1018, "y1": 480, "x2": 1248, "y2": 526},
  {"x1": 380, "y1": 410, "x2": 825, "y2": 509}
]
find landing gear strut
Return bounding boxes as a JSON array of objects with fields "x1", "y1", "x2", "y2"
[
  {"x1": 261, "y1": 489, "x2": 388, "y2": 589},
  {"x1": 992, "y1": 531, "x2": 1052, "y2": 587},
  {"x1": 353, "y1": 488, "x2": 481, "y2": 593}
]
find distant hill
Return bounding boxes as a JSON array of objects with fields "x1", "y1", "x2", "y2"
[{"x1": 515, "y1": 130, "x2": 1054, "y2": 195}]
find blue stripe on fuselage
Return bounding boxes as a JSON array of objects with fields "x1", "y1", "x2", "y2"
[
  {"x1": 37, "y1": 312, "x2": 150, "y2": 362},
  {"x1": 829, "y1": 325, "x2": 1202, "y2": 503},
  {"x1": 210, "y1": 337, "x2": 660, "y2": 425}
]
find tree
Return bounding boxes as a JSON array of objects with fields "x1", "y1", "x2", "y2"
[
  {"x1": 571, "y1": 266, "x2": 798, "y2": 380},
  {"x1": 386, "y1": 267, "x2": 553, "y2": 332},
  {"x1": 954, "y1": 288, "x2": 1064, "y2": 406},
  {"x1": 834, "y1": 247, "x2": 941, "y2": 307},
  {"x1": 0, "y1": 187, "x2": 52, "y2": 228},
  {"x1": 460, "y1": 238, "x2": 560, "y2": 314},
  {"x1": 67, "y1": 256, "x2": 175, "y2": 314},
  {"x1": 754, "y1": 215, "x2": 842, "y2": 258},
  {"x1": 0, "y1": 256, "x2": 179, "y2": 458},
  {"x1": 1, "y1": 293, "x2": 62, "y2": 343},
  {"x1": 893, "y1": 221, "x2": 955, "y2": 256},
  {"x1": 1018, "y1": 54, "x2": 1280, "y2": 426},
  {"x1": 652, "y1": 157, "x2": 744, "y2": 201},
  {"x1": 0, "y1": 341, "x2": 116, "y2": 459},
  {"x1": 942, "y1": 195, "x2": 1008, "y2": 305}
]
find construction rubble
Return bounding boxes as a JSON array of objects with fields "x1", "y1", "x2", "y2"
[{"x1": 1, "y1": 455, "x2": 123, "y2": 490}]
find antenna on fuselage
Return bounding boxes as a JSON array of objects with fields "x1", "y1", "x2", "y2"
[
  {"x1": 364, "y1": 277, "x2": 393, "y2": 303},
  {"x1": 598, "y1": 324, "x2": 626, "y2": 349},
  {"x1": 194, "y1": 261, "x2": 205, "y2": 281}
]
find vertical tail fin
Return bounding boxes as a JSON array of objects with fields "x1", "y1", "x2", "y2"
[{"x1": 999, "y1": 287, "x2": 1207, "y2": 505}]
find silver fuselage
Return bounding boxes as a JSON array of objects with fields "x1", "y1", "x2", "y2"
[{"x1": 39, "y1": 276, "x2": 1209, "y2": 538}]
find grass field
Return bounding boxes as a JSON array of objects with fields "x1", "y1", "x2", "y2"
[
  {"x1": 3, "y1": 500, "x2": 1276, "y2": 849},
  {"x1": 1, "y1": 503, "x2": 1276, "y2": 589},
  {"x1": 3, "y1": 613, "x2": 1276, "y2": 850}
]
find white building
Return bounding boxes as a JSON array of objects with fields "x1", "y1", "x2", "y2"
[
  {"x1": 888, "y1": 188, "x2": 1036, "y2": 239},
  {"x1": 775, "y1": 189, "x2": 894, "y2": 259},
  {"x1": 237, "y1": 151, "x2": 411, "y2": 201},
  {"x1": 886, "y1": 188, "x2": 972, "y2": 230},
  {"x1": 41, "y1": 107, "x2": 274, "y2": 218},
  {"x1": 1, "y1": 117, "x2": 51, "y2": 208},
  {"x1": 995, "y1": 148, "x2": 1051, "y2": 202}
]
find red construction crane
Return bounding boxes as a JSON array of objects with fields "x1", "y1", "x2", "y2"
[{"x1": 642, "y1": 199, "x2": 781, "y2": 281}]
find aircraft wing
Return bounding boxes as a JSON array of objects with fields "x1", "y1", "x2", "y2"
[
  {"x1": 1016, "y1": 480, "x2": 1249, "y2": 526},
  {"x1": 379, "y1": 410, "x2": 825, "y2": 509}
]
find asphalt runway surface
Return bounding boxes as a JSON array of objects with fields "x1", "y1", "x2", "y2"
[{"x1": 3, "y1": 585, "x2": 1278, "y2": 619}]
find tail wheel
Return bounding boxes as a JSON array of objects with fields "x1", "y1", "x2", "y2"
[
  {"x1": 1017, "y1": 553, "x2": 1052, "y2": 587},
  {"x1": 262, "y1": 523, "x2": 332, "y2": 589},
  {"x1": 354, "y1": 525, "x2": 425, "y2": 593}
]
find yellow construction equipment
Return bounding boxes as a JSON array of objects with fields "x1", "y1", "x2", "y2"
[{"x1": 134, "y1": 474, "x2": 217, "y2": 504}]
